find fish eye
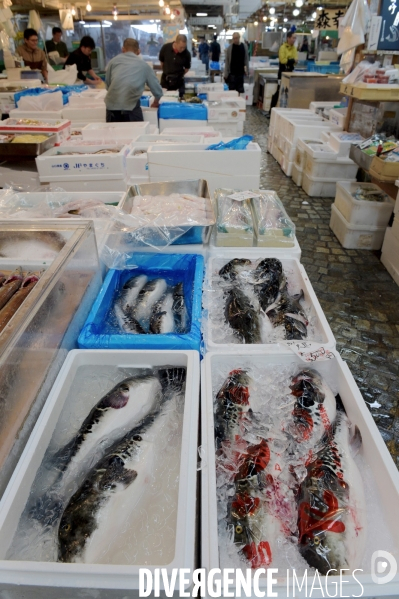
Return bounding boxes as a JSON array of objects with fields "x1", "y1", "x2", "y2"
[
  {"x1": 62, "y1": 523, "x2": 71, "y2": 532},
  {"x1": 120, "y1": 384, "x2": 129, "y2": 392},
  {"x1": 235, "y1": 525, "x2": 243, "y2": 534},
  {"x1": 313, "y1": 536, "x2": 320, "y2": 546}
]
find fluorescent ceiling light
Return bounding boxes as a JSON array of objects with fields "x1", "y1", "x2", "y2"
[
  {"x1": 196, "y1": 12, "x2": 207, "y2": 16},
  {"x1": 295, "y1": 0, "x2": 303, "y2": 6},
  {"x1": 269, "y1": 7, "x2": 275, "y2": 14},
  {"x1": 293, "y1": 8, "x2": 300, "y2": 16},
  {"x1": 283, "y1": 17, "x2": 288, "y2": 21},
  {"x1": 103, "y1": 19, "x2": 112, "y2": 24}
]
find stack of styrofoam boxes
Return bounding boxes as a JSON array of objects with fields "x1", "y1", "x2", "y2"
[
  {"x1": 62, "y1": 90, "x2": 106, "y2": 126},
  {"x1": 381, "y1": 180, "x2": 399, "y2": 283},
  {"x1": 147, "y1": 141, "x2": 261, "y2": 196},
  {"x1": 330, "y1": 181, "x2": 394, "y2": 250},
  {"x1": 242, "y1": 82, "x2": 254, "y2": 106},
  {"x1": 268, "y1": 108, "x2": 320, "y2": 167},
  {"x1": 125, "y1": 134, "x2": 204, "y2": 186},
  {"x1": 140, "y1": 92, "x2": 158, "y2": 133},
  {"x1": 292, "y1": 138, "x2": 324, "y2": 187},
  {"x1": 158, "y1": 102, "x2": 208, "y2": 133},
  {"x1": 204, "y1": 101, "x2": 245, "y2": 137},
  {"x1": 36, "y1": 122, "x2": 150, "y2": 191},
  {"x1": 9, "y1": 89, "x2": 64, "y2": 121}
]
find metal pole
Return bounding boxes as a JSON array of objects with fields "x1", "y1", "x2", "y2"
[{"x1": 100, "y1": 19, "x2": 106, "y2": 68}]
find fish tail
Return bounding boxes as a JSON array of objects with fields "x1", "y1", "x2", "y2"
[
  {"x1": 335, "y1": 393, "x2": 346, "y2": 413},
  {"x1": 157, "y1": 367, "x2": 186, "y2": 398}
]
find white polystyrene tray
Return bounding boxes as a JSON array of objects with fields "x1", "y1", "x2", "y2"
[
  {"x1": 203, "y1": 254, "x2": 334, "y2": 352},
  {"x1": 335, "y1": 181, "x2": 394, "y2": 227},
  {"x1": 201, "y1": 351, "x2": 399, "y2": 598},
  {"x1": 0, "y1": 349, "x2": 200, "y2": 597}
]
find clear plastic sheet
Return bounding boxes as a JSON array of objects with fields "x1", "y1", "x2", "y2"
[
  {"x1": 251, "y1": 190, "x2": 295, "y2": 247},
  {"x1": 215, "y1": 189, "x2": 254, "y2": 247},
  {"x1": 213, "y1": 362, "x2": 368, "y2": 574},
  {"x1": 0, "y1": 190, "x2": 206, "y2": 269},
  {"x1": 7, "y1": 363, "x2": 186, "y2": 565},
  {"x1": 130, "y1": 193, "x2": 215, "y2": 226},
  {"x1": 337, "y1": 0, "x2": 371, "y2": 55}
]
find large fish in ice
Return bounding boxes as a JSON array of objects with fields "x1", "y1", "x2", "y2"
[
  {"x1": 118, "y1": 274, "x2": 148, "y2": 314},
  {"x1": 149, "y1": 292, "x2": 174, "y2": 334},
  {"x1": 266, "y1": 287, "x2": 308, "y2": 340},
  {"x1": 214, "y1": 369, "x2": 252, "y2": 448},
  {"x1": 57, "y1": 368, "x2": 186, "y2": 563},
  {"x1": 172, "y1": 282, "x2": 188, "y2": 334},
  {"x1": 224, "y1": 288, "x2": 261, "y2": 344},
  {"x1": 134, "y1": 278, "x2": 167, "y2": 331},
  {"x1": 219, "y1": 258, "x2": 252, "y2": 282},
  {"x1": 297, "y1": 403, "x2": 366, "y2": 574},
  {"x1": 287, "y1": 369, "x2": 337, "y2": 446},
  {"x1": 253, "y1": 258, "x2": 286, "y2": 311}
]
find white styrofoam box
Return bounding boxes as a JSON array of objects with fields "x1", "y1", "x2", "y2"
[
  {"x1": 132, "y1": 134, "x2": 204, "y2": 146},
  {"x1": 205, "y1": 101, "x2": 245, "y2": 122},
  {"x1": 294, "y1": 138, "x2": 324, "y2": 170},
  {"x1": 82, "y1": 121, "x2": 149, "y2": 140},
  {"x1": 292, "y1": 162, "x2": 303, "y2": 187},
  {"x1": 201, "y1": 350, "x2": 399, "y2": 598},
  {"x1": 142, "y1": 107, "x2": 158, "y2": 126},
  {"x1": 392, "y1": 215, "x2": 399, "y2": 240},
  {"x1": 36, "y1": 144, "x2": 131, "y2": 182},
  {"x1": 3, "y1": 190, "x2": 125, "y2": 211},
  {"x1": 68, "y1": 95, "x2": 105, "y2": 108},
  {"x1": 274, "y1": 146, "x2": 283, "y2": 165},
  {"x1": 335, "y1": 181, "x2": 394, "y2": 227},
  {"x1": 62, "y1": 106, "x2": 106, "y2": 122},
  {"x1": 269, "y1": 108, "x2": 313, "y2": 131},
  {"x1": 0, "y1": 162, "x2": 41, "y2": 189},
  {"x1": 285, "y1": 119, "x2": 342, "y2": 144},
  {"x1": 282, "y1": 136, "x2": 297, "y2": 163},
  {"x1": 148, "y1": 125, "x2": 158, "y2": 135},
  {"x1": 125, "y1": 146, "x2": 149, "y2": 178},
  {"x1": 196, "y1": 83, "x2": 224, "y2": 94},
  {"x1": 245, "y1": 93, "x2": 254, "y2": 106},
  {"x1": 304, "y1": 142, "x2": 338, "y2": 160},
  {"x1": 303, "y1": 173, "x2": 349, "y2": 198},
  {"x1": 9, "y1": 109, "x2": 64, "y2": 120},
  {"x1": 381, "y1": 250, "x2": 399, "y2": 287},
  {"x1": 206, "y1": 90, "x2": 238, "y2": 101},
  {"x1": 328, "y1": 131, "x2": 365, "y2": 157},
  {"x1": 0, "y1": 349, "x2": 200, "y2": 598},
  {"x1": 203, "y1": 255, "x2": 335, "y2": 352},
  {"x1": 382, "y1": 225, "x2": 399, "y2": 269},
  {"x1": 279, "y1": 114, "x2": 324, "y2": 139},
  {"x1": 309, "y1": 100, "x2": 338, "y2": 114},
  {"x1": 330, "y1": 203, "x2": 387, "y2": 250},
  {"x1": 304, "y1": 154, "x2": 358, "y2": 180},
  {"x1": 210, "y1": 121, "x2": 244, "y2": 137},
  {"x1": 159, "y1": 96, "x2": 179, "y2": 104},
  {"x1": 329, "y1": 106, "x2": 347, "y2": 128},
  {"x1": 321, "y1": 130, "x2": 331, "y2": 143},
  {"x1": 49, "y1": 179, "x2": 128, "y2": 192},
  {"x1": 267, "y1": 134, "x2": 273, "y2": 154},
  {"x1": 0, "y1": 79, "x2": 41, "y2": 89},
  {"x1": 0, "y1": 91, "x2": 16, "y2": 113},
  {"x1": 281, "y1": 157, "x2": 293, "y2": 177},
  {"x1": 219, "y1": 96, "x2": 246, "y2": 111},
  {"x1": 208, "y1": 228, "x2": 301, "y2": 260},
  {"x1": 159, "y1": 118, "x2": 210, "y2": 133},
  {"x1": 0, "y1": 117, "x2": 71, "y2": 144}
]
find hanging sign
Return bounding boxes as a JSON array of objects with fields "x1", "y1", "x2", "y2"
[
  {"x1": 377, "y1": 0, "x2": 399, "y2": 50},
  {"x1": 314, "y1": 8, "x2": 346, "y2": 30}
]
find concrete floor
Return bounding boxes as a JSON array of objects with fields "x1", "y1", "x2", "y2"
[{"x1": 244, "y1": 106, "x2": 399, "y2": 467}]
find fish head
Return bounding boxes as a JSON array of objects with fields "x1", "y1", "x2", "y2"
[
  {"x1": 219, "y1": 259, "x2": 252, "y2": 281},
  {"x1": 102, "y1": 379, "x2": 135, "y2": 409},
  {"x1": 58, "y1": 504, "x2": 95, "y2": 562}
]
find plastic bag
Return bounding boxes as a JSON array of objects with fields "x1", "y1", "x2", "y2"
[
  {"x1": 206, "y1": 135, "x2": 253, "y2": 151},
  {"x1": 18, "y1": 90, "x2": 63, "y2": 112},
  {"x1": 215, "y1": 189, "x2": 254, "y2": 246},
  {"x1": 251, "y1": 190, "x2": 296, "y2": 246},
  {"x1": 342, "y1": 60, "x2": 380, "y2": 83},
  {"x1": 47, "y1": 64, "x2": 78, "y2": 86},
  {"x1": 158, "y1": 102, "x2": 208, "y2": 120},
  {"x1": 337, "y1": 0, "x2": 371, "y2": 55}
]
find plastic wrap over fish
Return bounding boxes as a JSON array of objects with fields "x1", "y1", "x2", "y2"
[
  {"x1": 251, "y1": 190, "x2": 296, "y2": 245},
  {"x1": 0, "y1": 191, "x2": 203, "y2": 269},
  {"x1": 213, "y1": 361, "x2": 368, "y2": 575}
]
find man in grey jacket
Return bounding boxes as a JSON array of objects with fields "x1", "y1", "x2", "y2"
[
  {"x1": 223, "y1": 32, "x2": 249, "y2": 94},
  {"x1": 105, "y1": 38, "x2": 163, "y2": 122}
]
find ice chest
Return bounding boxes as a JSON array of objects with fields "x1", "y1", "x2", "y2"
[
  {"x1": 335, "y1": 181, "x2": 394, "y2": 227},
  {"x1": 78, "y1": 253, "x2": 204, "y2": 351},
  {"x1": 119, "y1": 179, "x2": 214, "y2": 245},
  {"x1": 330, "y1": 203, "x2": 387, "y2": 250},
  {"x1": 202, "y1": 254, "x2": 335, "y2": 352},
  {"x1": 201, "y1": 351, "x2": 399, "y2": 599},
  {"x1": 0, "y1": 349, "x2": 199, "y2": 598},
  {"x1": 36, "y1": 144, "x2": 131, "y2": 182}
]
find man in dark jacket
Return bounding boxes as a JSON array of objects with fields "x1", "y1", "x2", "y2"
[
  {"x1": 223, "y1": 32, "x2": 249, "y2": 93},
  {"x1": 64, "y1": 35, "x2": 102, "y2": 84},
  {"x1": 45, "y1": 27, "x2": 69, "y2": 64},
  {"x1": 198, "y1": 37, "x2": 209, "y2": 73},
  {"x1": 159, "y1": 34, "x2": 191, "y2": 98},
  {"x1": 210, "y1": 34, "x2": 221, "y2": 63}
]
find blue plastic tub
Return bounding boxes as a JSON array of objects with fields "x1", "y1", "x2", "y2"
[
  {"x1": 78, "y1": 253, "x2": 204, "y2": 351},
  {"x1": 307, "y1": 63, "x2": 341, "y2": 74},
  {"x1": 14, "y1": 85, "x2": 88, "y2": 107},
  {"x1": 210, "y1": 61, "x2": 221, "y2": 70},
  {"x1": 158, "y1": 102, "x2": 208, "y2": 120},
  {"x1": 140, "y1": 95, "x2": 151, "y2": 107}
]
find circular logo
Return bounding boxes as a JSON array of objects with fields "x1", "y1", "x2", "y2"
[{"x1": 63, "y1": 163, "x2": 70, "y2": 170}]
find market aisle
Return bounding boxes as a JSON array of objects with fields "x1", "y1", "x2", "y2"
[{"x1": 244, "y1": 106, "x2": 399, "y2": 467}]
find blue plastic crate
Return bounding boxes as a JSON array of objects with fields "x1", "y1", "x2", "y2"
[
  {"x1": 158, "y1": 102, "x2": 207, "y2": 120},
  {"x1": 307, "y1": 63, "x2": 341, "y2": 74},
  {"x1": 78, "y1": 253, "x2": 204, "y2": 351},
  {"x1": 140, "y1": 95, "x2": 150, "y2": 107},
  {"x1": 210, "y1": 61, "x2": 221, "y2": 70},
  {"x1": 14, "y1": 85, "x2": 88, "y2": 107}
]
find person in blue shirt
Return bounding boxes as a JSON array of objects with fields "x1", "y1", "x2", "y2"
[
  {"x1": 198, "y1": 37, "x2": 210, "y2": 73},
  {"x1": 105, "y1": 38, "x2": 163, "y2": 122}
]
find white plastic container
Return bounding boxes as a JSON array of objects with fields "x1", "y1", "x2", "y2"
[
  {"x1": 147, "y1": 142, "x2": 261, "y2": 196},
  {"x1": 304, "y1": 154, "x2": 358, "y2": 180},
  {"x1": 303, "y1": 142, "x2": 338, "y2": 160},
  {"x1": 330, "y1": 202, "x2": 387, "y2": 249},
  {"x1": 328, "y1": 131, "x2": 365, "y2": 157},
  {"x1": 208, "y1": 229, "x2": 302, "y2": 259},
  {"x1": 302, "y1": 172, "x2": 350, "y2": 198},
  {"x1": 36, "y1": 144, "x2": 131, "y2": 182},
  {"x1": 142, "y1": 107, "x2": 158, "y2": 126},
  {"x1": 206, "y1": 90, "x2": 238, "y2": 101},
  {"x1": 292, "y1": 162, "x2": 303, "y2": 187},
  {"x1": 335, "y1": 181, "x2": 394, "y2": 226},
  {"x1": 62, "y1": 106, "x2": 106, "y2": 122},
  {"x1": 381, "y1": 227, "x2": 399, "y2": 286},
  {"x1": 0, "y1": 118, "x2": 71, "y2": 144},
  {"x1": 209, "y1": 120, "x2": 244, "y2": 137},
  {"x1": 201, "y1": 350, "x2": 399, "y2": 599},
  {"x1": 0, "y1": 349, "x2": 200, "y2": 598},
  {"x1": 285, "y1": 120, "x2": 341, "y2": 144},
  {"x1": 205, "y1": 101, "x2": 245, "y2": 122},
  {"x1": 125, "y1": 146, "x2": 149, "y2": 179},
  {"x1": 82, "y1": 121, "x2": 149, "y2": 140},
  {"x1": 203, "y1": 254, "x2": 335, "y2": 352}
]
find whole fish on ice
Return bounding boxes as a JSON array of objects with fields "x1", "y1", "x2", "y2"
[
  {"x1": 253, "y1": 258, "x2": 286, "y2": 311},
  {"x1": 172, "y1": 282, "x2": 187, "y2": 333},
  {"x1": 149, "y1": 292, "x2": 174, "y2": 334},
  {"x1": 214, "y1": 369, "x2": 252, "y2": 448},
  {"x1": 224, "y1": 288, "x2": 261, "y2": 344},
  {"x1": 0, "y1": 274, "x2": 39, "y2": 333},
  {"x1": 297, "y1": 402, "x2": 366, "y2": 574},
  {"x1": 134, "y1": 278, "x2": 167, "y2": 331},
  {"x1": 219, "y1": 258, "x2": 252, "y2": 282},
  {"x1": 57, "y1": 367, "x2": 186, "y2": 563}
]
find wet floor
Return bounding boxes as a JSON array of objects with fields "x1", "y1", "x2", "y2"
[{"x1": 244, "y1": 106, "x2": 399, "y2": 467}]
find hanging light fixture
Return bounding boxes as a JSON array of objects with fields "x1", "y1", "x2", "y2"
[
  {"x1": 86, "y1": 1, "x2": 92, "y2": 11},
  {"x1": 165, "y1": 5, "x2": 171, "y2": 14},
  {"x1": 269, "y1": 6, "x2": 275, "y2": 14},
  {"x1": 71, "y1": 5, "x2": 76, "y2": 15},
  {"x1": 312, "y1": 11, "x2": 317, "y2": 18},
  {"x1": 262, "y1": 15, "x2": 267, "y2": 20},
  {"x1": 171, "y1": 11, "x2": 175, "y2": 18},
  {"x1": 283, "y1": 17, "x2": 288, "y2": 21},
  {"x1": 159, "y1": 0, "x2": 164, "y2": 6},
  {"x1": 254, "y1": 20, "x2": 258, "y2": 25},
  {"x1": 295, "y1": 0, "x2": 303, "y2": 6},
  {"x1": 283, "y1": 26, "x2": 287, "y2": 32},
  {"x1": 293, "y1": 8, "x2": 300, "y2": 16}
]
